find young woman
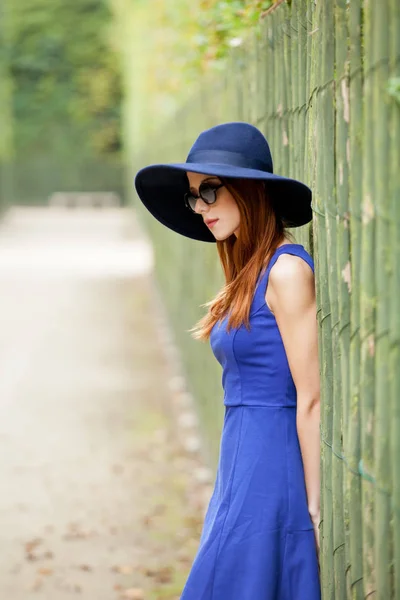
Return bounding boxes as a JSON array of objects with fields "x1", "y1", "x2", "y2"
[{"x1": 135, "y1": 122, "x2": 321, "y2": 600}]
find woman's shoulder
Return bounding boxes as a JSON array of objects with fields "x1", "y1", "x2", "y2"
[
  {"x1": 271, "y1": 243, "x2": 314, "y2": 273},
  {"x1": 270, "y1": 251, "x2": 314, "y2": 283},
  {"x1": 263, "y1": 246, "x2": 315, "y2": 316},
  {"x1": 267, "y1": 246, "x2": 315, "y2": 303}
]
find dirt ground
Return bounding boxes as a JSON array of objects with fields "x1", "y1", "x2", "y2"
[{"x1": 0, "y1": 207, "x2": 213, "y2": 600}]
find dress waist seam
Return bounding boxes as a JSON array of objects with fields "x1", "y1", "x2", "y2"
[{"x1": 224, "y1": 403, "x2": 296, "y2": 409}]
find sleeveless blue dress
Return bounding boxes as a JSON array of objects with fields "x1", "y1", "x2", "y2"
[{"x1": 180, "y1": 243, "x2": 321, "y2": 600}]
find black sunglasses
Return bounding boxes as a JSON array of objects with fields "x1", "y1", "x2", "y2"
[{"x1": 184, "y1": 182, "x2": 224, "y2": 214}]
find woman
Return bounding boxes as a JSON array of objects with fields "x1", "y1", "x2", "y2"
[{"x1": 135, "y1": 122, "x2": 321, "y2": 600}]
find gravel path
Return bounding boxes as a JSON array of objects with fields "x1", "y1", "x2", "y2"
[{"x1": 0, "y1": 207, "x2": 212, "y2": 600}]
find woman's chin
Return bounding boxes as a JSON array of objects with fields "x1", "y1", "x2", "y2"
[
  {"x1": 215, "y1": 233, "x2": 238, "y2": 242},
  {"x1": 213, "y1": 232, "x2": 230, "y2": 241},
  {"x1": 212, "y1": 226, "x2": 239, "y2": 242}
]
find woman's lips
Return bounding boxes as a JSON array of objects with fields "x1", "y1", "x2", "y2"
[{"x1": 206, "y1": 219, "x2": 219, "y2": 228}]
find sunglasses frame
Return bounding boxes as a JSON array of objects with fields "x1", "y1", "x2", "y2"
[{"x1": 184, "y1": 182, "x2": 225, "y2": 214}]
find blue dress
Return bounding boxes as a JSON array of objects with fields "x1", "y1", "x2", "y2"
[{"x1": 180, "y1": 243, "x2": 321, "y2": 600}]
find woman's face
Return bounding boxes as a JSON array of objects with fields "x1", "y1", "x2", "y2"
[{"x1": 186, "y1": 172, "x2": 241, "y2": 241}]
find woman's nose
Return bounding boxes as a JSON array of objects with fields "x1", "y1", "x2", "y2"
[{"x1": 194, "y1": 198, "x2": 210, "y2": 214}]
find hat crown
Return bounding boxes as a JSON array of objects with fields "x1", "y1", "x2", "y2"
[{"x1": 186, "y1": 122, "x2": 273, "y2": 173}]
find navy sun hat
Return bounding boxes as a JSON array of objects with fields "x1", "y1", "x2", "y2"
[{"x1": 134, "y1": 122, "x2": 312, "y2": 243}]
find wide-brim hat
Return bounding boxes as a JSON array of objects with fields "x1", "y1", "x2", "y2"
[{"x1": 134, "y1": 122, "x2": 312, "y2": 243}]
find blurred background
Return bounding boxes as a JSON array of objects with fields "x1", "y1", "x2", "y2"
[
  {"x1": 0, "y1": 2, "x2": 277, "y2": 598},
  {"x1": 0, "y1": 0, "x2": 400, "y2": 599},
  {"x1": 0, "y1": 0, "x2": 124, "y2": 205}
]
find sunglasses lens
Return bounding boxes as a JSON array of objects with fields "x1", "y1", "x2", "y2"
[
  {"x1": 185, "y1": 184, "x2": 219, "y2": 213},
  {"x1": 199, "y1": 185, "x2": 216, "y2": 204},
  {"x1": 185, "y1": 194, "x2": 197, "y2": 212}
]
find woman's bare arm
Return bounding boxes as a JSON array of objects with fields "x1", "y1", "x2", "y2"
[{"x1": 266, "y1": 254, "x2": 321, "y2": 519}]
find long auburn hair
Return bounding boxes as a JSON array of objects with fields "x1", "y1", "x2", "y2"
[{"x1": 189, "y1": 176, "x2": 295, "y2": 341}]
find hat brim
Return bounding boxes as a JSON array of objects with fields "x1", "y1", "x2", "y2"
[{"x1": 134, "y1": 163, "x2": 312, "y2": 243}]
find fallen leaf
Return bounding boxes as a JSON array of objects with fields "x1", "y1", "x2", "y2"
[
  {"x1": 63, "y1": 522, "x2": 97, "y2": 540},
  {"x1": 154, "y1": 566, "x2": 173, "y2": 583},
  {"x1": 37, "y1": 567, "x2": 53, "y2": 576},
  {"x1": 135, "y1": 564, "x2": 151, "y2": 575},
  {"x1": 79, "y1": 564, "x2": 92, "y2": 572},
  {"x1": 57, "y1": 581, "x2": 83, "y2": 593},
  {"x1": 176, "y1": 552, "x2": 192, "y2": 565},
  {"x1": 141, "y1": 515, "x2": 152, "y2": 528},
  {"x1": 26, "y1": 552, "x2": 39, "y2": 562},
  {"x1": 25, "y1": 538, "x2": 43, "y2": 553},
  {"x1": 112, "y1": 564, "x2": 134, "y2": 575},
  {"x1": 120, "y1": 588, "x2": 144, "y2": 599}
]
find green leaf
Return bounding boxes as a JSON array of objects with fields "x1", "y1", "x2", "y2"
[{"x1": 387, "y1": 77, "x2": 400, "y2": 105}]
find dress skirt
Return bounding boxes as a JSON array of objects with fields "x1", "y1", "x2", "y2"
[{"x1": 180, "y1": 405, "x2": 321, "y2": 600}]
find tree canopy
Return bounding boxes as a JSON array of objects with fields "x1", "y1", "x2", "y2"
[
  {"x1": 184, "y1": 1, "x2": 274, "y2": 73},
  {"x1": 8, "y1": 0, "x2": 122, "y2": 160}
]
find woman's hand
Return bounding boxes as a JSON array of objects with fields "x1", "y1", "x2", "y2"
[{"x1": 310, "y1": 511, "x2": 321, "y2": 571}]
